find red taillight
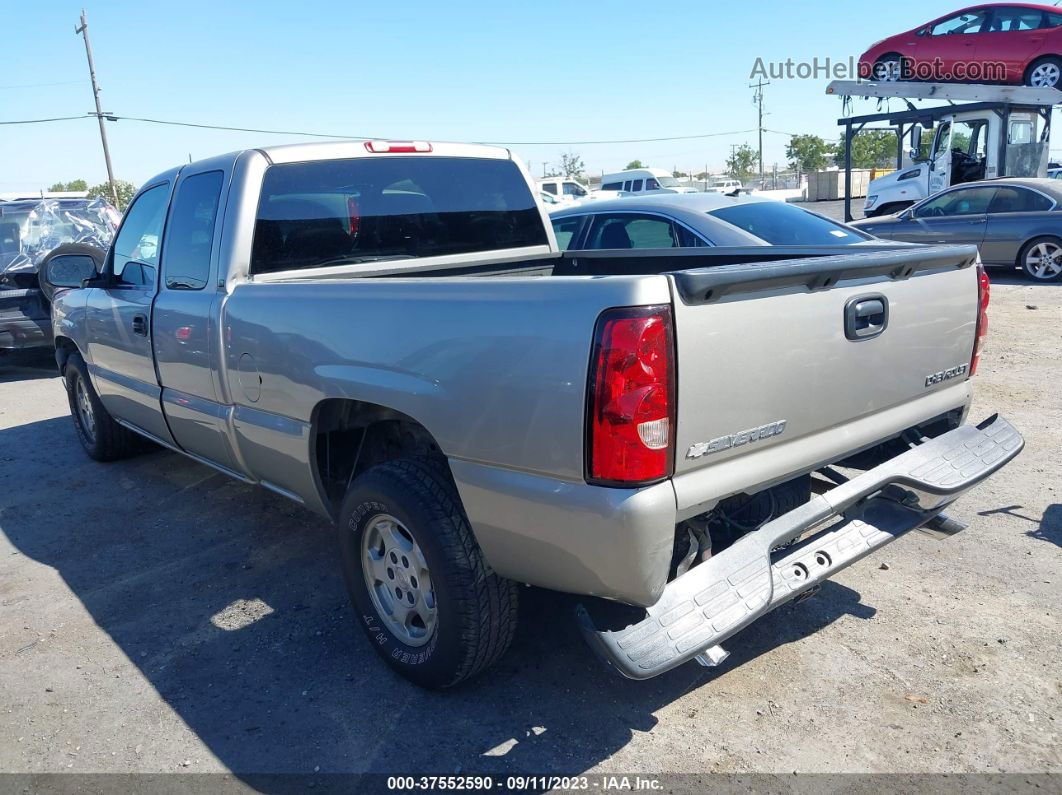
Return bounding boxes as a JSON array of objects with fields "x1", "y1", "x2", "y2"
[
  {"x1": 970, "y1": 264, "x2": 990, "y2": 376},
  {"x1": 363, "y1": 140, "x2": 432, "y2": 153},
  {"x1": 586, "y1": 306, "x2": 675, "y2": 486}
]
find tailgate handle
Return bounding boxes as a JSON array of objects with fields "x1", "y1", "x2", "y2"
[{"x1": 845, "y1": 294, "x2": 888, "y2": 341}]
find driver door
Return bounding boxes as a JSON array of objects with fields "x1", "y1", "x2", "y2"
[
  {"x1": 84, "y1": 180, "x2": 177, "y2": 445},
  {"x1": 901, "y1": 186, "x2": 997, "y2": 247},
  {"x1": 928, "y1": 121, "x2": 953, "y2": 195}
]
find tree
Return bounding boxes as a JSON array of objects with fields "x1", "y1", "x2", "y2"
[
  {"x1": 625, "y1": 160, "x2": 645, "y2": 170},
  {"x1": 87, "y1": 179, "x2": 137, "y2": 210},
  {"x1": 556, "y1": 150, "x2": 585, "y2": 179},
  {"x1": 835, "y1": 130, "x2": 896, "y2": 169},
  {"x1": 725, "y1": 144, "x2": 757, "y2": 180},
  {"x1": 48, "y1": 179, "x2": 88, "y2": 192},
  {"x1": 785, "y1": 135, "x2": 834, "y2": 173},
  {"x1": 672, "y1": 170, "x2": 688, "y2": 178}
]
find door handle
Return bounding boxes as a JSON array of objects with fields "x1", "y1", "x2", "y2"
[
  {"x1": 845, "y1": 294, "x2": 889, "y2": 340},
  {"x1": 132, "y1": 314, "x2": 148, "y2": 337}
]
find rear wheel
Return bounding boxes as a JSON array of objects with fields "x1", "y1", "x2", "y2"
[
  {"x1": 1025, "y1": 57, "x2": 1062, "y2": 88},
  {"x1": 337, "y1": 458, "x2": 518, "y2": 688},
  {"x1": 1019, "y1": 236, "x2": 1062, "y2": 282},
  {"x1": 64, "y1": 353, "x2": 140, "y2": 461}
]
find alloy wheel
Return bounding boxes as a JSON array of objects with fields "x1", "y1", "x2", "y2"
[
  {"x1": 1025, "y1": 240, "x2": 1062, "y2": 280},
  {"x1": 360, "y1": 513, "x2": 437, "y2": 647}
]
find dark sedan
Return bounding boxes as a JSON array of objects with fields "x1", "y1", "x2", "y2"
[{"x1": 850, "y1": 178, "x2": 1062, "y2": 281}]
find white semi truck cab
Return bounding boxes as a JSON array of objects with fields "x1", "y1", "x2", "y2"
[{"x1": 827, "y1": 81, "x2": 1061, "y2": 218}]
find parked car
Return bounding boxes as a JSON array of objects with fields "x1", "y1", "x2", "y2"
[
  {"x1": 42, "y1": 140, "x2": 1020, "y2": 687},
  {"x1": 549, "y1": 193, "x2": 877, "y2": 250},
  {"x1": 704, "y1": 179, "x2": 743, "y2": 196},
  {"x1": 536, "y1": 176, "x2": 590, "y2": 204},
  {"x1": 860, "y1": 3, "x2": 1062, "y2": 87},
  {"x1": 0, "y1": 197, "x2": 117, "y2": 355},
  {"x1": 851, "y1": 177, "x2": 1062, "y2": 280},
  {"x1": 599, "y1": 167, "x2": 698, "y2": 195}
]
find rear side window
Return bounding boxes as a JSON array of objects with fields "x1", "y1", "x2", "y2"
[
  {"x1": 602, "y1": 182, "x2": 623, "y2": 191},
  {"x1": 251, "y1": 157, "x2": 547, "y2": 274},
  {"x1": 585, "y1": 213, "x2": 683, "y2": 249},
  {"x1": 708, "y1": 202, "x2": 867, "y2": 245},
  {"x1": 631, "y1": 180, "x2": 644, "y2": 192},
  {"x1": 163, "y1": 171, "x2": 223, "y2": 289},
  {"x1": 541, "y1": 183, "x2": 557, "y2": 195},
  {"x1": 988, "y1": 187, "x2": 1054, "y2": 213},
  {"x1": 551, "y1": 216, "x2": 583, "y2": 250}
]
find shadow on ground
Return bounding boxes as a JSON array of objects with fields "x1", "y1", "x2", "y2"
[
  {"x1": 0, "y1": 415, "x2": 875, "y2": 779},
  {"x1": 0, "y1": 350, "x2": 56, "y2": 384}
]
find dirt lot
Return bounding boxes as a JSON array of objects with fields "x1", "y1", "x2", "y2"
[{"x1": 0, "y1": 270, "x2": 1059, "y2": 782}]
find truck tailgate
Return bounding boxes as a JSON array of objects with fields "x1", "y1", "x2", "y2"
[{"x1": 668, "y1": 245, "x2": 980, "y2": 482}]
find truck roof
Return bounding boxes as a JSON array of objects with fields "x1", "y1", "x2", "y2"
[{"x1": 255, "y1": 140, "x2": 511, "y2": 165}]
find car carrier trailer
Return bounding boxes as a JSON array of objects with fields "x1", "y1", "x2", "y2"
[{"x1": 826, "y1": 80, "x2": 1062, "y2": 221}]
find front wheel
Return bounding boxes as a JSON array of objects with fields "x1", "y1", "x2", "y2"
[
  {"x1": 873, "y1": 55, "x2": 904, "y2": 82},
  {"x1": 1019, "y1": 236, "x2": 1062, "y2": 282},
  {"x1": 1025, "y1": 57, "x2": 1062, "y2": 88},
  {"x1": 337, "y1": 458, "x2": 518, "y2": 688},
  {"x1": 64, "y1": 353, "x2": 140, "y2": 461}
]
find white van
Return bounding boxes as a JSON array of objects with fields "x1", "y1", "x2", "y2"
[
  {"x1": 536, "y1": 177, "x2": 590, "y2": 204},
  {"x1": 599, "y1": 167, "x2": 697, "y2": 195}
]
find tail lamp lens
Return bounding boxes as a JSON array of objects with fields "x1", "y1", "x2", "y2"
[
  {"x1": 970, "y1": 264, "x2": 990, "y2": 376},
  {"x1": 587, "y1": 306, "x2": 675, "y2": 485}
]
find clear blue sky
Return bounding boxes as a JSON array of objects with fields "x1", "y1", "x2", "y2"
[{"x1": 0, "y1": 0, "x2": 1046, "y2": 191}]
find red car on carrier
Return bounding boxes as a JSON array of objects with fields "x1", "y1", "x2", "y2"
[{"x1": 859, "y1": 3, "x2": 1062, "y2": 88}]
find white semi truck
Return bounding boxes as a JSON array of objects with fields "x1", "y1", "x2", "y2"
[{"x1": 827, "y1": 80, "x2": 1062, "y2": 219}]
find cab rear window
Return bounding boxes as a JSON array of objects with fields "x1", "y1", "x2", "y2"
[
  {"x1": 707, "y1": 202, "x2": 867, "y2": 246},
  {"x1": 250, "y1": 156, "x2": 547, "y2": 274}
]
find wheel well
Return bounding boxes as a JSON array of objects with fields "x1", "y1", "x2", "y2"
[
  {"x1": 311, "y1": 398, "x2": 447, "y2": 513},
  {"x1": 54, "y1": 336, "x2": 79, "y2": 375},
  {"x1": 1015, "y1": 234, "x2": 1061, "y2": 268}
]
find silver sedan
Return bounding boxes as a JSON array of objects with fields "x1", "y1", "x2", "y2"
[{"x1": 850, "y1": 178, "x2": 1062, "y2": 282}]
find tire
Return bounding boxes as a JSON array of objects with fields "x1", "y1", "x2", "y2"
[
  {"x1": 1018, "y1": 235, "x2": 1062, "y2": 282},
  {"x1": 37, "y1": 243, "x2": 106, "y2": 302},
  {"x1": 64, "y1": 353, "x2": 139, "y2": 461},
  {"x1": 1025, "y1": 57, "x2": 1062, "y2": 88},
  {"x1": 873, "y1": 55, "x2": 905, "y2": 82},
  {"x1": 337, "y1": 458, "x2": 518, "y2": 688}
]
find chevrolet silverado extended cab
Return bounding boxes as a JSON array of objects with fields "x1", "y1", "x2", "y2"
[{"x1": 42, "y1": 140, "x2": 1023, "y2": 688}]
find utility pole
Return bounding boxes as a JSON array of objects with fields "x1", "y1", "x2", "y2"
[
  {"x1": 749, "y1": 78, "x2": 769, "y2": 186},
  {"x1": 75, "y1": 10, "x2": 117, "y2": 206}
]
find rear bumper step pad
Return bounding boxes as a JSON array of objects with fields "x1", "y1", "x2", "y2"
[{"x1": 577, "y1": 414, "x2": 1023, "y2": 680}]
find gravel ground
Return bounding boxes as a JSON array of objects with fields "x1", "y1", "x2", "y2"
[{"x1": 0, "y1": 271, "x2": 1059, "y2": 782}]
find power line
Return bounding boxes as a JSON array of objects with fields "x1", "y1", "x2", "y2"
[
  {"x1": 113, "y1": 115, "x2": 380, "y2": 140},
  {"x1": 0, "y1": 110, "x2": 761, "y2": 147},
  {"x1": 0, "y1": 115, "x2": 87, "y2": 125}
]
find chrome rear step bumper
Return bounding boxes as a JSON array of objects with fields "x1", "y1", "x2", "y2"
[{"x1": 577, "y1": 415, "x2": 1024, "y2": 680}]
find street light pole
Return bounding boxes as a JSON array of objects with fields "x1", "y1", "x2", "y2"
[{"x1": 75, "y1": 9, "x2": 118, "y2": 206}]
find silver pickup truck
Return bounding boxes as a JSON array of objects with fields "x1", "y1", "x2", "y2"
[{"x1": 42, "y1": 140, "x2": 1023, "y2": 688}]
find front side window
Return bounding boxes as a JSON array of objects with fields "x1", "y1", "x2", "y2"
[
  {"x1": 707, "y1": 202, "x2": 866, "y2": 245},
  {"x1": 251, "y1": 157, "x2": 547, "y2": 274},
  {"x1": 988, "y1": 187, "x2": 1054, "y2": 213},
  {"x1": 562, "y1": 182, "x2": 587, "y2": 197},
  {"x1": 586, "y1": 214, "x2": 680, "y2": 249},
  {"x1": 111, "y1": 183, "x2": 169, "y2": 286},
  {"x1": 915, "y1": 187, "x2": 997, "y2": 217},
  {"x1": 163, "y1": 171, "x2": 223, "y2": 290},
  {"x1": 930, "y1": 11, "x2": 988, "y2": 35},
  {"x1": 645, "y1": 178, "x2": 660, "y2": 190}
]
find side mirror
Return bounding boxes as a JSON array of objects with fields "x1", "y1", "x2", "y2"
[{"x1": 40, "y1": 254, "x2": 99, "y2": 301}]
